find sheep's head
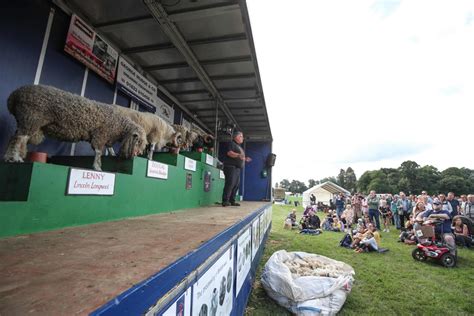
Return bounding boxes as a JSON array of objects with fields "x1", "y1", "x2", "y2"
[
  {"x1": 120, "y1": 127, "x2": 147, "y2": 159},
  {"x1": 187, "y1": 131, "x2": 199, "y2": 147},
  {"x1": 203, "y1": 134, "x2": 214, "y2": 147},
  {"x1": 166, "y1": 131, "x2": 183, "y2": 149}
]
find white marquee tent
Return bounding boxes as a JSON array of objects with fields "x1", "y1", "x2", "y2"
[{"x1": 302, "y1": 181, "x2": 350, "y2": 208}]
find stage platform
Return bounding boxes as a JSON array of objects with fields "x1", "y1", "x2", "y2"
[{"x1": 0, "y1": 201, "x2": 272, "y2": 315}]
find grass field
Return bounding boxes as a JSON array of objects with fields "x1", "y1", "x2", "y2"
[{"x1": 245, "y1": 203, "x2": 474, "y2": 316}]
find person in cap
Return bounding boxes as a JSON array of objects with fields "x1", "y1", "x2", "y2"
[
  {"x1": 416, "y1": 198, "x2": 456, "y2": 254},
  {"x1": 221, "y1": 130, "x2": 251, "y2": 207}
]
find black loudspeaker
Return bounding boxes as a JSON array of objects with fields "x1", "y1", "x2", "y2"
[{"x1": 266, "y1": 153, "x2": 276, "y2": 168}]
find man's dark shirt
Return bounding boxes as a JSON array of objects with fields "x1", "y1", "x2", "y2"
[
  {"x1": 223, "y1": 141, "x2": 244, "y2": 169},
  {"x1": 448, "y1": 199, "x2": 460, "y2": 216}
]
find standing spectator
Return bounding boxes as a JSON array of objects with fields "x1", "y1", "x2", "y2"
[
  {"x1": 310, "y1": 193, "x2": 316, "y2": 206},
  {"x1": 447, "y1": 192, "x2": 460, "y2": 217},
  {"x1": 391, "y1": 195, "x2": 400, "y2": 229},
  {"x1": 335, "y1": 192, "x2": 345, "y2": 218},
  {"x1": 463, "y1": 194, "x2": 474, "y2": 220},
  {"x1": 396, "y1": 192, "x2": 412, "y2": 229},
  {"x1": 438, "y1": 194, "x2": 453, "y2": 217},
  {"x1": 367, "y1": 190, "x2": 381, "y2": 230},
  {"x1": 352, "y1": 194, "x2": 363, "y2": 222},
  {"x1": 421, "y1": 190, "x2": 433, "y2": 204},
  {"x1": 361, "y1": 196, "x2": 369, "y2": 218},
  {"x1": 460, "y1": 195, "x2": 468, "y2": 211}
]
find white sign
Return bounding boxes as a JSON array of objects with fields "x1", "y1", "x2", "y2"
[
  {"x1": 67, "y1": 168, "x2": 115, "y2": 195},
  {"x1": 117, "y1": 57, "x2": 158, "y2": 109},
  {"x1": 184, "y1": 157, "x2": 197, "y2": 172},
  {"x1": 251, "y1": 218, "x2": 260, "y2": 260},
  {"x1": 147, "y1": 160, "x2": 168, "y2": 179},
  {"x1": 236, "y1": 227, "x2": 252, "y2": 296},
  {"x1": 193, "y1": 246, "x2": 234, "y2": 316},
  {"x1": 219, "y1": 170, "x2": 225, "y2": 179},
  {"x1": 157, "y1": 288, "x2": 191, "y2": 316},
  {"x1": 205, "y1": 154, "x2": 214, "y2": 166}
]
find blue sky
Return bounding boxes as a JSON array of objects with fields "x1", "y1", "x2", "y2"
[{"x1": 247, "y1": 0, "x2": 474, "y2": 183}]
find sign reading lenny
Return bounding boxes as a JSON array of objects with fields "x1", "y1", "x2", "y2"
[
  {"x1": 147, "y1": 161, "x2": 169, "y2": 179},
  {"x1": 67, "y1": 168, "x2": 115, "y2": 195}
]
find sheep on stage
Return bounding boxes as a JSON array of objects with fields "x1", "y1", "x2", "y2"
[{"x1": 4, "y1": 85, "x2": 147, "y2": 171}]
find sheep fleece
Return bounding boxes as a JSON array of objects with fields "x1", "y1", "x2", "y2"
[{"x1": 7, "y1": 84, "x2": 145, "y2": 153}]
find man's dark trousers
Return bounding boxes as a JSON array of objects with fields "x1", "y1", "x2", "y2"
[{"x1": 222, "y1": 165, "x2": 241, "y2": 203}]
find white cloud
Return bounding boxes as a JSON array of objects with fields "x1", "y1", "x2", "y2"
[{"x1": 247, "y1": 0, "x2": 474, "y2": 183}]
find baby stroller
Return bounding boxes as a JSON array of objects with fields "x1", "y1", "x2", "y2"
[{"x1": 412, "y1": 218, "x2": 457, "y2": 268}]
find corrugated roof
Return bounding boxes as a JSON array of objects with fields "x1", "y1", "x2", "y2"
[{"x1": 59, "y1": 0, "x2": 272, "y2": 141}]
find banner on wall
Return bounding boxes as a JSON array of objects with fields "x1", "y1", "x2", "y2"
[
  {"x1": 116, "y1": 57, "x2": 158, "y2": 110},
  {"x1": 236, "y1": 226, "x2": 252, "y2": 296},
  {"x1": 64, "y1": 14, "x2": 118, "y2": 84},
  {"x1": 148, "y1": 288, "x2": 191, "y2": 316},
  {"x1": 251, "y1": 217, "x2": 260, "y2": 260},
  {"x1": 116, "y1": 57, "x2": 174, "y2": 122},
  {"x1": 192, "y1": 246, "x2": 234, "y2": 316}
]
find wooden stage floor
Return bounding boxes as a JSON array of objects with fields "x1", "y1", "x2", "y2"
[{"x1": 0, "y1": 201, "x2": 268, "y2": 315}]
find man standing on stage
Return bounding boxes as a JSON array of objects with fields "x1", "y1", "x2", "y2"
[{"x1": 222, "y1": 131, "x2": 251, "y2": 207}]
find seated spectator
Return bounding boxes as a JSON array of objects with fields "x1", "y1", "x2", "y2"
[
  {"x1": 452, "y1": 217, "x2": 472, "y2": 248},
  {"x1": 300, "y1": 210, "x2": 321, "y2": 230},
  {"x1": 354, "y1": 223, "x2": 381, "y2": 252},
  {"x1": 416, "y1": 198, "x2": 456, "y2": 254},
  {"x1": 321, "y1": 212, "x2": 335, "y2": 230},
  {"x1": 286, "y1": 209, "x2": 298, "y2": 228},
  {"x1": 332, "y1": 217, "x2": 343, "y2": 232}
]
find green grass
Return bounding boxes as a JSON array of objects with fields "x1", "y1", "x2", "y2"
[{"x1": 246, "y1": 204, "x2": 474, "y2": 316}]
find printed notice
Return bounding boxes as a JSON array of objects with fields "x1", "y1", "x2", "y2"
[
  {"x1": 184, "y1": 157, "x2": 197, "y2": 172},
  {"x1": 236, "y1": 227, "x2": 252, "y2": 296},
  {"x1": 147, "y1": 160, "x2": 169, "y2": 179},
  {"x1": 67, "y1": 168, "x2": 115, "y2": 195},
  {"x1": 193, "y1": 246, "x2": 234, "y2": 316}
]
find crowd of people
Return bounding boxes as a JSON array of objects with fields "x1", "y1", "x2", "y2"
[{"x1": 285, "y1": 190, "x2": 474, "y2": 252}]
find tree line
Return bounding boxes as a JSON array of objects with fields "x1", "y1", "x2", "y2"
[{"x1": 277, "y1": 161, "x2": 474, "y2": 195}]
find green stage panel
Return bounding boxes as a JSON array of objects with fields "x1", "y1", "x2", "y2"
[{"x1": 0, "y1": 153, "x2": 224, "y2": 238}]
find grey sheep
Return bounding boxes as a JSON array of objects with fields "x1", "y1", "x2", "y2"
[
  {"x1": 116, "y1": 107, "x2": 182, "y2": 159},
  {"x1": 4, "y1": 85, "x2": 147, "y2": 171}
]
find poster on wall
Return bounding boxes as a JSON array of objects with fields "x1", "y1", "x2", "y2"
[
  {"x1": 192, "y1": 246, "x2": 234, "y2": 316},
  {"x1": 236, "y1": 226, "x2": 252, "y2": 296},
  {"x1": 259, "y1": 213, "x2": 265, "y2": 243},
  {"x1": 251, "y1": 217, "x2": 260, "y2": 260},
  {"x1": 67, "y1": 168, "x2": 115, "y2": 195},
  {"x1": 64, "y1": 14, "x2": 118, "y2": 84},
  {"x1": 204, "y1": 171, "x2": 211, "y2": 192},
  {"x1": 147, "y1": 287, "x2": 191, "y2": 316},
  {"x1": 186, "y1": 173, "x2": 193, "y2": 190},
  {"x1": 156, "y1": 101, "x2": 175, "y2": 125}
]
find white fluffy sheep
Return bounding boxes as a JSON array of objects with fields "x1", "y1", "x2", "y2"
[
  {"x1": 116, "y1": 107, "x2": 182, "y2": 159},
  {"x1": 4, "y1": 85, "x2": 147, "y2": 171}
]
